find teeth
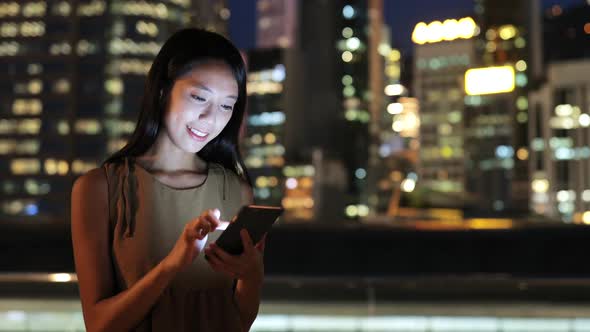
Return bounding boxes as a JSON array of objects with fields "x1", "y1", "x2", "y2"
[{"x1": 189, "y1": 126, "x2": 207, "y2": 137}]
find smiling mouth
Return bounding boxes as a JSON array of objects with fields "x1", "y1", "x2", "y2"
[{"x1": 187, "y1": 125, "x2": 210, "y2": 140}]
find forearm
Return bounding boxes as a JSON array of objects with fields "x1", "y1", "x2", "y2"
[
  {"x1": 234, "y1": 278, "x2": 263, "y2": 331},
  {"x1": 85, "y1": 260, "x2": 176, "y2": 332}
]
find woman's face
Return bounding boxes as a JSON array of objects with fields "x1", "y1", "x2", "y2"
[{"x1": 163, "y1": 61, "x2": 238, "y2": 154}]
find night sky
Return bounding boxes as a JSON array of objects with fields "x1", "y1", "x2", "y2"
[{"x1": 228, "y1": 0, "x2": 586, "y2": 53}]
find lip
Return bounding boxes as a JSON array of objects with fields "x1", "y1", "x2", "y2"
[{"x1": 186, "y1": 126, "x2": 209, "y2": 142}]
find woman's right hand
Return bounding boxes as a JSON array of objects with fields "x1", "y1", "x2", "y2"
[{"x1": 163, "y1": 209, "x2": 221, "y2": 274}]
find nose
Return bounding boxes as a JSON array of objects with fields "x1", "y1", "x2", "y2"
[{"x1": 198, "y1": 104, "x2": 215, "y2": 125}]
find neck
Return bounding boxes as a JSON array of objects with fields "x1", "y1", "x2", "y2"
[{"x1": 139, "y1": 131, "x2": 206, "y2": 173}]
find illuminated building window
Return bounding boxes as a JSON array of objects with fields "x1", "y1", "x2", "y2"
[
  {"x1": 20, "y1": 21, "x2": 45, "y2": 37},
  {"x1": 108, "y1": 38, "x2": 162, "y2": 56},
  {"x1": 0, "y1": 119, "x2": 44, "y2": 135},
  {"x1": 52, "y1": 1, "x2": 71, "y2": 16},
  {"x1": 346, "y1": 37, "x2": 361, "y2": 52},
  {"x1": 170, "y1": 0, "x2": 190, "y2": 8},
  {"x1": 108, "y1": 59, "x2": 151, "y2": 75},
  {"x1": 342, "y1": 27, "x2": 353, "y2": 38},
  {"x1": 342, "y1": 5, "x2": 354, "y2": 19},
  {"x1": 77, "y1": 0, "x2": 106, "y2": 16},
  {"x1": 24, "y1": 179, "x2": 51, "y2": 195},
  {"x1": 27, "y1": 63, "x2": 43, "y2": 75},
  {"x1": 342, "y1": 51, "x2": 353, "y2": 62},
  {"x1": 219, "y1": 8, "x2": 230, "y2": 20},
  {"x1": 248, "y1": 112, "x2": 285, "y2": 126},
  {"x1": 57, "y1": 120, "x2": 70, "y2": 135},
  {"x1": 17, "y1": 140, "x2": 40, "y2": 154},
  {"x1": 245, "y1": 156, "x2": 264, "y2": 168},
  {"x1": 412, "y1": 17, "x2": 477, "y2": 44},
  {"x1": 248, "y1": 134, "x2": 261, "y2": 146},
  {"x1": 12, "y1": 99, "x2": 42, "y2": 115},
  {"x1": 111, "y1": 2, "x2": 169, "y2": 20},
  {"x1": 246, "y1": 81, "x2": 283, "y2": 95},
  {"x1": 136, "y1": 20, "x2": 158, "y2": 37},
  {"x1": 0, "y1": 41, "x2": 19, "y2": 56},
  {"x1": 258, "y1": 17, "x2": 271, "y2": 29},
  {"x1": 0, "y1": 22, "x2": 18, "y2": 37},
  {"x1": 0, "y1": 2, "x2": 20, "y2": 18},
  {"x1": 72, "y1": 159, "x2": 98, "y2": 174},
  {"x1": 75, "y1": 119, "x2": 102, "y2": 134},
  {"x1": 0, "y1": 140, "x2": 15, "y2": 154},
  {"x1": 49, "y1": 41, "x2": 72, "y2": 55},
  {"x1": 77, "y1": 40, "x2": 98, "y2": 56},
  {"x1": 11, "y1": 159, "x2": 41, "y2": 175},
  {"x1": 2, "y1": 199, "x2": 38, "y2": 215},
  {"x1": 104, "y1": 119, "x2": 135, "y2": 135},
  {"x1": 44, "y1": 159, "x2": 69, "y2": 175},
  {"x1": 53, "y1": 79, "x2": 70, "y2": 94},
  {"x1": 515, "y1": 60, "x2": 527, "y2": 72},
  {"x1": 516, "y1": 111, "x2": 528, "y2": 123},
  {"x1": 386, "y1": 64, "x2": 400, "y2": 78},
  {"x1": 23, "y1": 2, "x2": 46, "y2": 17},
  {"x1": 516, "y1": 96, "x2": 528, "y2": 111},
  {"x1": 264, "y1": 133, "x2": 277, "y2": 144},
  {"x1": 105, "y1": 78, "x2": 124, "y2": 95},
  {"x1": 343, "y1": 85, "x2": 355, "y2": 97},
  {"x1": 516, "y1": 73, "x2": 528, "y2": 87},
  {"x1": 28, "y1": 79, "x2": 43, "y2": 94},
  {"x1": 0, "y1": 119, "x2": 16, "y2": 134}
]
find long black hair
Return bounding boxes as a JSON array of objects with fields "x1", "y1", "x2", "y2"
[{"x1": 104, "y1": 28, "x2": 250, "y2": 185}]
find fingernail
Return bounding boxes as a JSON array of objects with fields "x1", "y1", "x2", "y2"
[{"x1": 213, "y1": 209, "x2": 221, "y2": 219}]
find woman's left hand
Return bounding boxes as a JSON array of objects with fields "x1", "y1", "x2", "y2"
[{"x1": 205, "y1": 229, "x2": 266, "y2": 284}]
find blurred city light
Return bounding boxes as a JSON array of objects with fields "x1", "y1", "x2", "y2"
[
  {"x1": 465, "y1": 66, "x2": 515, "y2": 95},
  {"x1": 412, "y1": 17, "x2": 477, "y2": 44}
]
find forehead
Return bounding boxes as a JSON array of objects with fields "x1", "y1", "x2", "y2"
[{"x1": 177, "y1": 61, "x2": 238, "y2": 92}]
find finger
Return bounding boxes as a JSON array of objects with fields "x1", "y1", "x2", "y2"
[
  {"x1": 209, "y1": 243, "x2": 241, "y2": 266},
  {"x1": 201, "y1": 210, "x2": 220, "y2": 229},
  {"x1": 240, "y1": 229, "x2": 255, "y2": 254},
  {"x1": 255, "y1": 233, "x2": 267, "y2": 252},
  {"x1": 185, "y1": 227, "x2": 200, "y2": 241},
  {"x1": 213, "y1": 208, "x2": 221, "y2": 220},
  {"x1": 205, "y1": 248, "x2": 238, "y2": 278}
]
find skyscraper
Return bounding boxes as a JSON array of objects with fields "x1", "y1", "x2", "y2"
[
  {"x1": 246, "y1": 0, "x2": 393, "y2": 222},
  {"x1": 528, "y1": 4, "x2": 590, "y2": 222},
  {"x1": 243, "y1": 48, "x2": 287, "y2": 207},
  {"x1": 0, "y1": 0, "x2": 228, "y2": 222},
  {"x1": 463, "y1": 0, "x2": 540, "y2": 214},
  {"x1": 529, "y1": 60, "x2": 590, "y2": 222},
  {"x1": 256, "y1": 0, "x2": 296, "y2": 49},
  {"x1": 412, "y1": 17, "x2": 478, "y2": 208}
]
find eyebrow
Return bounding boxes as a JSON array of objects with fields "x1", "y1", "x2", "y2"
[{"x1": 195, "y1": 84, "x2": 238, "y2": 100}]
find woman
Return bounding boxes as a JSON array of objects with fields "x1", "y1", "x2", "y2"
[{"x1": 71, "y1": 28, "x2": 264, "y2": 331}]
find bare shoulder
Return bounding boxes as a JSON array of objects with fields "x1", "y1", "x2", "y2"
[{"x1": 71, "y1": 167, "x2": 108, "y2": 209}]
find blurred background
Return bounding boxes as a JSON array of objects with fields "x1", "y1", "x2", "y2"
[{"x1": 1, "y1": 0, "x2": 590, "y2": 330}]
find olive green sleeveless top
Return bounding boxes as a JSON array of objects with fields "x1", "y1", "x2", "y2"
[{"x1": 103, "y1": 157, "x2": 245, "y2": 331}]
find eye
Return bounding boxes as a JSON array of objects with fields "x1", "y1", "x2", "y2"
[
  {"x1": 191, "y1": 95, "x2": 206, "y2": 102},
  {"x1": 221, "y1": 104, "x2": 233, "y2": 112}
]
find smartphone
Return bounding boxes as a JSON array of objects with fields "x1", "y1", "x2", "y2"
[{"x1": 213, "y1": 205, "x2": 284, "y2": 255}]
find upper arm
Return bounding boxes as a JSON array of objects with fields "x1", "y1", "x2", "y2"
[{"x1": 71, "y1": 167, "x2": 114, "y2": 318}]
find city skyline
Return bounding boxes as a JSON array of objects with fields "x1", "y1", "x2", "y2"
[{"x1": 229, "y1": 0, "x2": 586, "y2": 52}]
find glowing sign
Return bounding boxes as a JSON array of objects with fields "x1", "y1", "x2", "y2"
[
  {"x1": 464, "y1": 66, "x2": 515, "y2": 95},
  {"x1": 412, "y1": 17, "x2": 477, "y2": 44}
]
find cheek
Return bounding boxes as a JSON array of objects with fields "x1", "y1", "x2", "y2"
[{"x1": 215, "y1": 112, "x2": 233, "y2": 133}]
